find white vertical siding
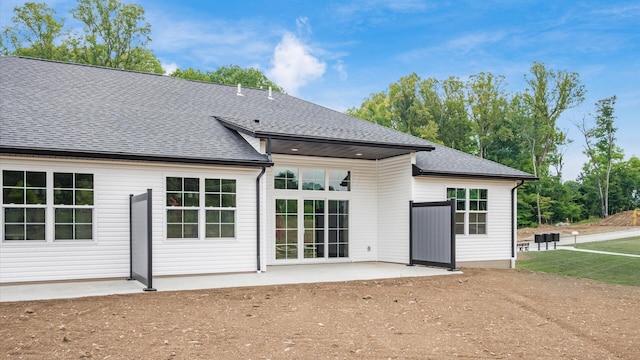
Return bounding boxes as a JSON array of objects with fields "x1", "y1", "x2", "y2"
[
  {"x1": 265, "y1": 154, "x2": 378, "y2": 265},
  {"x1": 377, "y1": 154, "x2": 413, "y2": 264},
  {"x1": 412, "y1": 176, "x2": 517, "y2": 262},
  {"x1": 0, "y1": 156, "x2": 261, "y2": 283}
]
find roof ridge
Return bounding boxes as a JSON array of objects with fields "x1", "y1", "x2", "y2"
[
  {"x1": 6, "y1": 55, "x2": 171, "y2": 78},
  {"x1": 3, "y1": 56, "x2": 279, "y2": 93}
]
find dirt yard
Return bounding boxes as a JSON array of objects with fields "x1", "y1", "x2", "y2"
[
  {"x1": 517, "y1": 210, "x2": 639, "y2": 241},
  {"x1": 1, "y1": 268, "x2": 639, "y2": 359}
]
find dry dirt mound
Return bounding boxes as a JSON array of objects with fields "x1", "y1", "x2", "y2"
[
  {"x1": 517, "y1": 209, "x2": 639, "y2": 240},
  {"x1": 597, "y1": 210, "x2": 637, "y2": 226}
]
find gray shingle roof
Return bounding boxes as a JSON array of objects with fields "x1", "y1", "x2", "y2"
[
  {"x1": 1, "y1": 56, "x2": 270, "y2": 165},
  {"x1": 0, "y1": 57, "x2": 434, "y2": 167},
  {"x1": 414, "y1": 145, "x2": 536, "y2": 180},
  {"x1": 1, "y1": 57, "x2": 534, "y2": 179}
]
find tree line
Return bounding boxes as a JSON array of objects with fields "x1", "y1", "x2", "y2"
[
  {"x1": 347, "y1": 67, "x2": 639, "y2": 226},
  {"x1": 0, "y1": 0, "x2": 282, "y2": 90},
  {"x1": 3, "y1": 1, "x2": 638, "y2": 227}
]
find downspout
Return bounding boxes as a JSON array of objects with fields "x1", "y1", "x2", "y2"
[
  {"x1": 511, "y1": 180, "x2": 525, "y2": 268},
  {"x1": 256, "y1": 167, "x2": 266, "y2": 272},
  {"x1": 256, "y1": 138, "x2": 272, "y2": 272}
]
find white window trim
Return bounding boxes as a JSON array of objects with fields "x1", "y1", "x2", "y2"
[
  {"x1": 274, "y1": 167, "x2": 352, "y2": 192},
  {"x1": 446, "y1": 187, "x2": 488, "y2": 236},
  {"x1": 164, "y1": 176, "x2": 238, "y2": 241},
  {"x1": 1, "y1": 170, "x2": 96, "y2": 243}
]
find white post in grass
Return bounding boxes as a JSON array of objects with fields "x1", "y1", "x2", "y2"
[{"x1": 572, "y1": 231, "x2": 579, "y2": 247}]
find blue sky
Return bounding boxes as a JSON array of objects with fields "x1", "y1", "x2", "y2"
[{"x1": 2, "y1": 0, "x2": 639, "y2": 181}]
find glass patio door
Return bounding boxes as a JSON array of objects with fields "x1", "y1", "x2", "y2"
[{"x1": 275, "y1": 198, "x2": 349, "y2": 261}]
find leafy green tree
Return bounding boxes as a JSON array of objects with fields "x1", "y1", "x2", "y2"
[
  {"x1": 171, "y1": 65, "x2": 284, "y2": 92},
  {"x1": 466, "y1": 72, "x2": 509, "y2": 159},
  {"x1": 1, "y1": 2, "x2": 64, "y2": 59},
  {"x1": 346, "y1": 92, "x2": 392, "y2": 128},
  {"x1": 2, "y1": 0, "x2": 163, "y2": 73},
  {"x1": 68, "y1": 0, "x2": 163, "y2": 73},
  {"x1": 517, "y1": 185, "x2": 538, "y2": 227},
  {"x1": 541, "y1": 176, "x2": 585, "y2": 223},
  {"x1": 417, "y1": 76, "x2": 473, "y2": 152},
  {"x1": 387, "y1": 73, "x2": 430, "y2": 137},
  {"x1": 490, "y1": 93, "x2": 533, "y2": 170},
  {"x1": 558, "y1": 180, "x2": 586, "y2": 222},
  {"x1": 607, "y1": 157, "x2": 640, "y2": 214},
  {"x1": 576, "y1": 96, "x2": 624, "y2": 217},
  {"x1": 439, "y1": 76, "x2": 474, "y2": 153},
  {"x1": 347, "y1": 73, "x2": 440, "y2": 142},
  {"x1": 523, "y1": 62, "x2": 585, "y2": 224},
  {"x1": 523, "y1": 62, "x2": 585, "y2": 177}
]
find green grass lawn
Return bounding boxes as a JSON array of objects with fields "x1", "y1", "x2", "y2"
[
  {"x1": 517, "y1": 250, "x2": 640, "y2": 286},
  {"x1": 572, "y1": 236, "x2": 640, "y2": 255}
]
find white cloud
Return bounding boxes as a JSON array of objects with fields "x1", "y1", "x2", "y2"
[
  {"x1": 296, "y1": 16, "x2": 312, "y2": 39},
  {"x1": 447, "y1": 31, "x2": 506, "y2": 54},
  {"x1": 146, "y1": 12, "x2": 279, "y2": 68},
  {"x1": 267, "y1": 32, "x2": 326, "y2": 95},
  {"x1": 333, "y1": 60, "x2": 348, "y2": 81},
  {"x1": 593, "y1": 3, "x2": 640, "y2": 17},
  {"x1": 162, "y1": 62, "x2": 179, "y2": 75}
]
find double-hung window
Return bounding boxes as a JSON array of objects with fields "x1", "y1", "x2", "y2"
[
  {"x1": 166, "y1": 177, "x2": 237, "y2": 239},
  {"x1": 2, "y1": 170, "x2": 47, "y2": 241},
  {"x1": 53, "y1": 173, "x2": 94, "y2": 240},
  {"x1": 2, "y1": 170, "x2": 95, "y2": 242},
  {"x1": 166, "y1": 177, "x2": 199, "y2": 239},
  {"x1": 447, "y1": 187, "x2": 488, "y2": 235},
  {"x1": 205, "y1": 179, "x2": 236, "y2": 238},
  {"x1": 468, "y1": 189, "x2": 488, "y2": 235}
]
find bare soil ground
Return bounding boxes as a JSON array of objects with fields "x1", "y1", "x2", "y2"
[
  {"x1": 517, "y1": 210, "x2": 639, "y2": 241},
  {"x1": 2, "y1": 268, "x2": 639, "y2": 359}
]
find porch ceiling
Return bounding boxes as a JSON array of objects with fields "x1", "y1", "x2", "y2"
[{"x1": 270, "y1": 138, "x2": 417, "y2": 160}]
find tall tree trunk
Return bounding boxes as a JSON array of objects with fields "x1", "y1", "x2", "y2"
[{"x1": 530, "y1": 141, "x2": 542, "y2": 224}]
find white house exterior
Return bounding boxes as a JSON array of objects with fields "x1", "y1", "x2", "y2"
[
  {"x1": 0, "y1": 57, "x2": 535, "y2": 284},
  {"x1": 413, "y1": 176, "x2": 518, "y2": 267}
]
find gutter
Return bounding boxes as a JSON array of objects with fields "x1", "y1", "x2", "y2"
[
  {"x1": 511, "y1": 180, "x2": 526, "y2": 267},
  {"x1": 0, "y1": 147, "x2": 273, "y2": 168},
  {"x1": 412, "y1": 165, "x2": 538, "y2": 181},
  {"x1": 256, "y1": 138, "x2": 273, "y2": 272}
]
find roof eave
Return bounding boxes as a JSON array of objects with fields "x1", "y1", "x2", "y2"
[
  {"x1": 412, "y1": 165, "x2": 538, "y2": 181},
  {"x1": 0, "y1": 147, "x2": 273, "y2": 168}
]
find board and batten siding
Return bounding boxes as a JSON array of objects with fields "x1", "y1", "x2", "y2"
[
  {"x1": 376, "y1": 154, "x2": 413, "y2": 264},
  {"x1": 0, "y1": 156, "x2": 262, "y2": 283},
  {"x1": 265, "y1": 154, "x2": 378, "y2": 265},
  {"x1": 412, "y1": 176, "x2": 517, "y2": 263}
]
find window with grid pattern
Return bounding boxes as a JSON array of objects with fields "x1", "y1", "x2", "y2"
[
  {"x1": 275, "y1": 199, "x2": 298, "y2": 259},
  {"x1": 205, "y1": 179, "x2": 236, "y2": 238},
  {"x1": 166, "y1": 177, "x2": 199, "y2": 238},
  {"x1": 53, "y1": 173, "x2": 93, "y2": 240},
  {"x1": 447, "y1": 188, "x2": 466, "y2": 235},
  {"x1": 447, "y1": 187, "x2": 488, "y2": 235},
  {"x1": 2, "y1": 170, "x2": 47, "y2": 241}
]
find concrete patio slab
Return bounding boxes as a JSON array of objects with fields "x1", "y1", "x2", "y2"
[{"x1": 0, "y1": 262, "x2": 459, "y2": 302}]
